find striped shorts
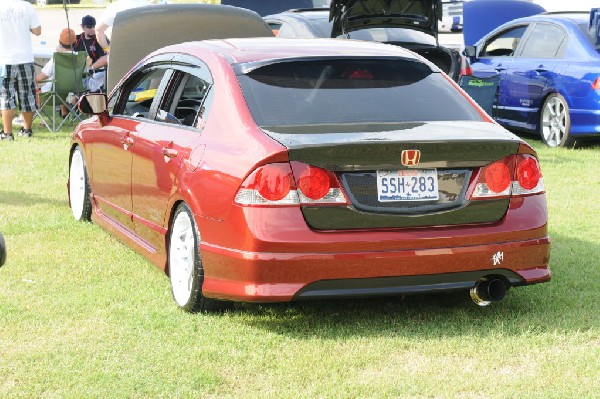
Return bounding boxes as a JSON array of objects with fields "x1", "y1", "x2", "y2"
[{"x1": 0, "y1": 63, "x2": 37, "y2": 112}]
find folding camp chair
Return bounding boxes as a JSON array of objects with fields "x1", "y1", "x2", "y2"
[
  {"x1": 35, "y1": 51, "x2": 88, "y2": 132},
  {"x1": 458, "y1": 74, "x2": 501, "y2": 118}
]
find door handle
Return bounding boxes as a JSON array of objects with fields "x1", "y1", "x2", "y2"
[
  {"x1": 162, "y1": 147, "x2": 178, "y2": 159},
  {"x1": 534, "y1": 66, "x2": 549, "y2": 73}
]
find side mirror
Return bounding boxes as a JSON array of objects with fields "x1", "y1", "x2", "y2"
[
  {"x1": 463, "y1": 45, "x2": 477, "y2": 58},
  {"x1": 78, "y1": 93, "x2": 108, "y2": 115}
]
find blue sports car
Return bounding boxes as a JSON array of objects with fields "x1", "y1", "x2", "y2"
[{"x1": 465, "y1": 11, "x2": 600, "y2": 147}]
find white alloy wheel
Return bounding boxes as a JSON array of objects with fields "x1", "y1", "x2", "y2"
[
  {"x1": 169, "y1": 207, "x2": 197, "y2": 308},
  {"x1": 168, "y1": 204, "x2": 225, "y2": 312},
  {"x1": 540, "y1": 93, "x2": 572, "y2": 147},
  {"x1": 69, "y1": 147, "x2": 91, "y2": 221}
]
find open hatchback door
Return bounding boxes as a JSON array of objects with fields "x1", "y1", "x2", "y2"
[
  {"x1": 107, "y1": 4, "x2": 273, "y2": 93},
  {"x1": 330, "y1": 0, "x2": 442, "y2": 39}
]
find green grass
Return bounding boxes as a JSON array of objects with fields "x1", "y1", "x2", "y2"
[{"x1": 1, "y1": 125, "x2": 599, "y2": 398}]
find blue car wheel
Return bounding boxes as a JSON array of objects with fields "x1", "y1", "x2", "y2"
[{"x1": 540, "y1": 93, "x2": 573, "y2": 148}]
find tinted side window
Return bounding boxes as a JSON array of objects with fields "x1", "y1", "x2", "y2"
[
  {"x1": 481, "y1": 25, "x2": 528, "y2": 57},
  {"x1": 157, "y1": 72, "x2": 211, "y2": 128},
  {"x1": 111, "y1": 68, "x2": 168, "y2": 118},
  {"x1": 520, "y1": 23, "x2": 567, "y2": 58}
]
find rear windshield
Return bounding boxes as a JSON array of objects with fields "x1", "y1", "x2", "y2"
[
  {"x1": 237, "y1": 59, "x2": 482, "y2": 127},
  {"x1": 577, "y1": 22, "x2": 599, "y2": 50},
  {"x1": 221, "y1": 0, "x2": 315, "y2": 16}
]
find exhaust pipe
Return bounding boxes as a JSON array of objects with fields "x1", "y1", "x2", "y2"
[{"x1": 470, "y1": 277, "x2": 507, "y2": 306}]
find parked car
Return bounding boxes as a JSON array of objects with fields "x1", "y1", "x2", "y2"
[
  {"x1": 264, "y1": 0, "x2": 472, "y2": 82},
  {"x1": 68, "y1": 4, "x2": 550, "y2": 312},
  {"x1": 465, "y1": 11, "x2": 600, "y2": 147}
]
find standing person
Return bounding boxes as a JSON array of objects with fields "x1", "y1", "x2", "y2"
[
  {"x1": 0, "y1": 0, "x2": 42, "y2": 140},
  {"x1": 74, "y1": 15, "x2": 108, "y2": 92},
  {"x1": 95, "y1": 0, "x2": 150, "y2": 53}
]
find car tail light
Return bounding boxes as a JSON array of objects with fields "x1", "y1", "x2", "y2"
[
  {"x1": 592, "y1": 76, "x2": 600, "y2": 90},
  {"x1": 470, "y1": 154, "x2": 544, "y2": 199},
  {"x1": 297, "y1": 166, "x2": 330, "y2": 200},
  {"x1": 234, "y1": 162, "x2": 348, "y2": 206},
  {"x1": 234, "y1": 163, "x2": 299, "y2": 205},
  {"x1": 255, "y1": 165, "x2": 292, "y2": 201},
  {"x1": 515, "y1": 157, "x2": 540, "y2": 190}
]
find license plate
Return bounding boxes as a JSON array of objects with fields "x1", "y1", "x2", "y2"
[{"x1": 377, "y1": 169, "x2": 439, "y2": 202}]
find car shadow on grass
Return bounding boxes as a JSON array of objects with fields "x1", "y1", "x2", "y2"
[
  {"x1": 230, "y1": 231, "x2": 599, "y2": 340},
  {"x1": 0, "y1": 189, "x2": 66, "y2": 208}
]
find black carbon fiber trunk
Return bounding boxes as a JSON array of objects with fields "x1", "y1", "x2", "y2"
[{"x1": 262, "y1": 121, "x2": 521, "y2": 230}]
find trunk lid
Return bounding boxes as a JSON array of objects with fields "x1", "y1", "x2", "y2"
[
  {"x1": 262, "y1": 121, "x2": 520, "y2": 230},
  {"x1": 330, "y1": 0, "x2": 442, "y2": 38}
]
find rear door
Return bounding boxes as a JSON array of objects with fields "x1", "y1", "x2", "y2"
[
  {"x1": 471, "y1": 24, "x2": 529, "y2": 124},
  {"x1": 503, "y1": 22, "x2": 567, "y2": 130},
  {"x1": 131, "y1": 59, "x2": 214, "y2": 247}
]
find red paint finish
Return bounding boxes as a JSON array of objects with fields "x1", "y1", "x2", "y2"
[{"x1": 69, "y1": 38, "x2": 551, "y2": 304}]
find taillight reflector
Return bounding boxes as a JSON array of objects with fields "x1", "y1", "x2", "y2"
[
  {"x1": 297, "y1": 166, "x2": 330, "y2": 200},
  {"x1": 592, "y1": 77, "x2": 600, "y2": 90},
  {"x1": 484, "y1": 161, "x2": 511, "y2": 193},
  {"x1": 516, "y1": 157, "x2": 540, "y2": 190}
]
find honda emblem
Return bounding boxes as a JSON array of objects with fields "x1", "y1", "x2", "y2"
[{"x1": 401, "y1": 150, "x2": 421, "y2": 166}]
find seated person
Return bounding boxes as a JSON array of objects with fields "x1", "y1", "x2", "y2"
[
  {"x1": 74, "y1": 15, "x2": 108, "y2": 93},
  {"x1": 35, "y1": 28, "x2": 79, "y2": 118}
]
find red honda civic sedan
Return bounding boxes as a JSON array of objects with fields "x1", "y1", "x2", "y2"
[{"x1": 67, "y1": 9, "x2": 550, "y2": 313}]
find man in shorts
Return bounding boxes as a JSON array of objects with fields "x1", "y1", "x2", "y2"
[{"x1": 0, "y1": 0, "x2": 42, "y2": 140}]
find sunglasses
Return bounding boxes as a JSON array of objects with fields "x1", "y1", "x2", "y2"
[{"x1": 84, "y1": 25, "x2": 96, "y2": 29}]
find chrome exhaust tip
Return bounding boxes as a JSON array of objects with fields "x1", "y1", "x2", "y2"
[{"x1": 470, "y1": 277, "x2": 508, "y2": 306}]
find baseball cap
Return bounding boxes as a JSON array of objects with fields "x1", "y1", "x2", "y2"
[
  {"x1": 59, "y1": 28, "x2": 77, "y2": 47},
  {"x1": 81, "y1": 15, "x2": 96, "y2": 27}
]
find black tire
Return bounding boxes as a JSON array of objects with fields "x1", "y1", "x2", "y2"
[
  {"x1": 0, "y1": 233, "x2": 6, "y2": 267},
  {"x1": 168, "y1": 203, "x2": 226, "y2": 313},
  {"x1": 69, "y1": 146, "x2": 92, "y2": 222},
  {"x1": 539, "y1": 93, "x2": 575, "y2": 147}
]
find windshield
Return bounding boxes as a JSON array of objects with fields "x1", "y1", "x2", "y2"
[
  {"x1": 237, "y1": 59, "x2": 481, "y2": 127},
  {"x1": 308, "y1": 16, "x2": 435, "y2": 44}
]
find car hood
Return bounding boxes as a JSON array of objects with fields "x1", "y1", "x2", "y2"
[
  {"x1": 107, "y1": 4, "x2": 273, "y2": 93},
  {"x1": 329, "y1": 0, "x2": 442, "y2": 38}
]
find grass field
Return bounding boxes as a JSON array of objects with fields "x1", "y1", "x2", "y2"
[{"x1": 0, "y1": 123, "x2": 599, "y2": 398}]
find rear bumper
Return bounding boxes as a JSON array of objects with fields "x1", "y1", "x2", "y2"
[{"x1": 200, "y1": 236, "x2": 551, "y2": 302}]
